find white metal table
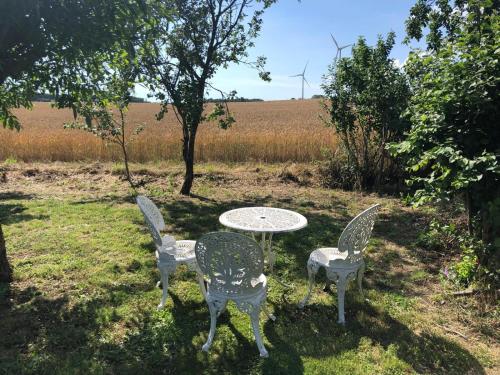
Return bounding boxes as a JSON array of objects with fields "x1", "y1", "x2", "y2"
[{"x1": 219, "y1": 207, "x2": 308, "y2": 274}]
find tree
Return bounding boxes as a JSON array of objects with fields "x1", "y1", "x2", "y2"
[
  {"x1": 65, "y1": 69, "x2": 145, "y2": 189},
  {"x1": 322, "y1": 32, "x2": 411, "y2": 189},
  {"x1": 142, "y1": 0, "x2": 275, "y2": 195},
  {"x1": 0, "y1": 0, "x2": 148, "y2": 282},
  {"x1": 388, "y1": 0, "x2": 500, "y2": 285}
]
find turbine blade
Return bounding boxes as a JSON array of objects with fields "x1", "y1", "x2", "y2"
[
  {"x1": 304, "y1": 77, "x2": 311, "y2": 88},
  {"x1": 290, "y1": 74, "x2": 302, "y2": 77},
  {"x1": 340, "y1": 44, "x2": 352, "y2": 49},
  {"x1": 303, "y1": 61, "x2": 309, "y2": 74},
  {"x1": 330, "y1": 33, "x2": 339, "y2": 48}
]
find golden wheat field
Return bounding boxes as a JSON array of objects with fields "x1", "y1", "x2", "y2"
[{"x1": 0, "y1": 100, "x2": 339, "y2": 163}]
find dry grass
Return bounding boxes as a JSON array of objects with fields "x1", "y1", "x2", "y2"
[{"x1": 1, "y1": 100, "x2": 338, "y2": 163}]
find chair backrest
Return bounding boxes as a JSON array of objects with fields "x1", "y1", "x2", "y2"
[
  {"x1": 136, "y1": 195, "x2": 166, "y2": 248},
  {"x1": 136, "y1": 195, "x2": 166, "y2": 232},
  {"x1": 337, "y1": 204, "x2": 380, "y2": 257},
  {"x1": 195, "y1": 232, "x2": 264, "y2": 297}
]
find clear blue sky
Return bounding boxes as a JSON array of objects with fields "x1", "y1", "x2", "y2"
[{"x1": 137, "y1": 0, "x2": 423, "y2": 101}]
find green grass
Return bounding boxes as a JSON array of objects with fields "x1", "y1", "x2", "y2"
[
  {"x1": 3, "y1": 156, "x2": 17, "y2": 165},
  {"x1": 0, "y1": 175, "x2": 495, "y2": 375}
]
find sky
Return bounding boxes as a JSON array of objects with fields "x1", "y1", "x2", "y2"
[{"x1": 136, "y1": 0, "x2": 424, "y2": 101}]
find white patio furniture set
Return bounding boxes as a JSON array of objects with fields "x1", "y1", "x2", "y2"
[{"x1": 137, "y1": 195, "x2": 380, "y2": 358}]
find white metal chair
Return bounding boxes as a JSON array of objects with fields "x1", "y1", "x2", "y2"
[
  {"x1": 136, "y1": 195, "x2": 206, "y2": 310},
  {"x1": 195, "y1": 232, "x2": 271, "y2": 357},
  {"x1": 299, "y1": 204, "x2": 380, "y2": 324}
]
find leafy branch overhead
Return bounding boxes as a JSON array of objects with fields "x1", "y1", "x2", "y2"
[{"x1": 0, "y1": 0, "x2": 148, "y2": 130}]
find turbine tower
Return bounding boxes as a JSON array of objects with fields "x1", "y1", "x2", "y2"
[
  {"x1": 290, "y1": 61, "x2": 310, "y2": 100},
  {"x1": 331, "y1": 34, "x2": 352, "y2": 60}
]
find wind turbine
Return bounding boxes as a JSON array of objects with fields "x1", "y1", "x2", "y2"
[
  {"x1": 290, "y1": 61, "x2": 310, "y2": 100},
  {"x1": 331, "y1": 34, "x2": 352, "y2": 60}
]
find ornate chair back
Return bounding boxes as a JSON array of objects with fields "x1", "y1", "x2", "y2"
[
  {"x1": 136, "y1": 195, "x2": 166, "y2": 233},
  {"x1": 137, "y1": 196, "x2": 173, "y2": 260},
  {"x1": 336, "y1": 204, "x2": 380, "y2": 263},
  {"x1": 195, "y1": 232, "x2": 264, "y2": 297}
]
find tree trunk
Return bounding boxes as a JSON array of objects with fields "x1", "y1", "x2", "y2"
[
  {"x1": 465, "y1": 190, "x2": 473, "y2": 235},
  {"x1": 481, "y1": 203, "x2": 494, "y2": 245},
  {"x1": 180, "y1": 131, "x2": 197, "y2": 195},
  {"x1": 120, "y1": 140, "x2": 135, "y2": 188},
  {"x1": 0, "y1": 223, "x2": 12, "y2": 282},
  {"x1": 118, "y1": 108, "x2": 135, "y2": 189}
]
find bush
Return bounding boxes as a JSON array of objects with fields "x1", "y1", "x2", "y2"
[
  {"x1": 278, "y1": 163, "x2": 314, "y2": 186},
  {"x1": 322, "y1": 32, "x2": 410, "y2": 191},
  {"x1": 318, "y1": 148, "x2": 358, "y2": 190},
  {"x1": 389, "y1": 0, "x2": 500, "y2": 289},
  {"x1": 452, "y1": 247, "x2": 478, "y2": 287},
  {"x1": 319, "y1": 146, "x2": 404, "y2": 192},
  {"x1": 417, "y1": 219, "x2": 496, "y2": 288}
]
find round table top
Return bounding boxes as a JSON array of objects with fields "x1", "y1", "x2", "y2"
[{"x1": 219, "y1": 207, "x2": 308, "y2": 233}]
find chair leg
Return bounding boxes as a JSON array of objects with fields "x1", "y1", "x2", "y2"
[
  {"x1": 262, "y1": 304, "x2": 276, "y2": 321},
  {"x1": 202, "y1": 300, "x2": 220, "y2": 352},
  {"x1": 197, "y1": 273, "x2": 207, "y2": 299},
  {"x1": 357, "y1": 262, "x2": 366, "y2": 295},
  {"x1": 299, "y1": 261, "x2": 318, "y2": 308},
  {"x1": 335, "y1": 273, "x2": 348, "y2": 324},
  {"x1": 217, "y1": 300, "x2": 228, "y2": 317},
  {"x1": 157, "y1": 267, "x2": 170, "y2": 310},
  {"x1": 250, "y1": 305, "x2": 269, "y2": 357},
  {"x1": 323, "y1": 279, "x2": 333, "y2": 292}
]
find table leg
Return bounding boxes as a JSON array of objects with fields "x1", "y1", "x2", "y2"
[
  {"x1": 260, "y1": 232, "x2": 276, "y2": 274},
  {"x1": 268, "y1": 233, "x2": 275, "y2": 274}
]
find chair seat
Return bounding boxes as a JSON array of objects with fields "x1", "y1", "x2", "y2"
[
  {"x1": 310, "y1": 247, "x2": 362, "y2": 268},
  {"x1": 173, "y1": 239, "x2": 197, "y2": 261},
  {"x1": 157, "y1": 238, "x2": 196, "y2": 262},
  {"x1": 207, "y1": 273, "x2": 267, "y2": 301}
]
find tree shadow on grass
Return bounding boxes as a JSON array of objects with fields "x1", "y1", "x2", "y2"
[
  {"x1": 69, "y1": 194, "x2": 137, "y2": 206},
  {"x1": 264, "y1": 298, "x2": 486, "y2": 375},
  {"x1": 0, "y1": 192, "x2": 38, "y2": 201},
  {"x1": 375, "y1": 207, "x2": 446, "y2": 273},
  {"x1": 165, "y1": 290, "x2": 304, "y2": 374},
  {"x1": 0, "y1": 281, "x2": 173, "y2": 374},
  {"x1": 95, "y1": 287, "x2": 303, "y2": 374},
  {"x1": 0, "y1": 275, "x2": 484, "y2": 374},
  {"x1": 0, "y1": 288, "x2": 101, "y2": 374},
  {"x1": 152, "y1": 199, "x2": 437, "y2": 299},
  {"x1": 0, "y1": 193, "x2": 48, "y2": 225},
  {"x1": 156, "y1": 196, "x2": 274, "y2": 238}
]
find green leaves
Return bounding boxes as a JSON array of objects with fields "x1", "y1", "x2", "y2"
[
  {"x1": 0, "y1": 78, "x2": 34, "y2": 130},
  {"x1": 322, "y1": 32, "x2": 411, "y2": 189},
  {"x1": 1, "y1": 0, "x2": 149, "y2": 134},
  {"x1": 206, "y1": 102, "x2": 235, "y2": 130},
  {"x1": 391, "y1": 1, "x2": 500, "y2": 205},
  {"x1": 391, "y1": 1, "x2": 500, "y2": 287}
]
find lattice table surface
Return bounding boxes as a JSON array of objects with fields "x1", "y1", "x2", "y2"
[{"x1": 219, "y1": 207, "x2": 307, "y2": 233}]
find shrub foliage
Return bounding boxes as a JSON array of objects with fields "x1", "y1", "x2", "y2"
[
  {"x1": 389, "y1": 0, "x2": 500, "y2": 288},
  {"x1": 322, "y1": 32, "x2": 411, "y2": 190}
]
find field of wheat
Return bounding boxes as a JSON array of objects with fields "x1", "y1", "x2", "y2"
[{"x1": 0, "y1": 100, "x2": 339, "y2": 163}]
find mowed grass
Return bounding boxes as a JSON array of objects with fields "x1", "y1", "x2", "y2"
[
  {"x1": 0, "y1": 162, "x2": 497, "y2": 374},
  {"x1": 0, "y1": 100, "x2": 337, "y2": 163}
]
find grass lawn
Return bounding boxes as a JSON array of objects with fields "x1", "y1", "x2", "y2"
[{"x1": 0, "y1": 162, "x2": 498, "y2": 374}]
